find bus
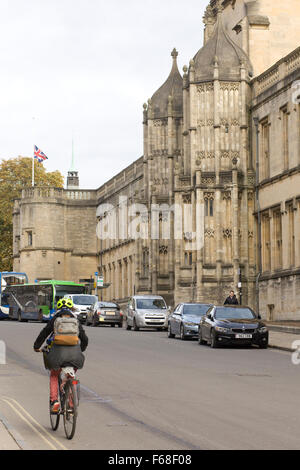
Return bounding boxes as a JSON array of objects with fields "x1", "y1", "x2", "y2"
[
  {"x1": 5, "y1": 280, "x2": 86, "y2": 322},
  {"x1": 0, "y1": 272, "x2": 28, "y2": 320}
]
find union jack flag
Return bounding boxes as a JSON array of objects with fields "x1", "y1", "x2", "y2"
[{"x1": 34, "y1": 145, "x2": 48, "y2": 163}]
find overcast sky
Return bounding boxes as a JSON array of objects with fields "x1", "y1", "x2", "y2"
[{"x1": 0, "y1": 0, "x2": 206, "y2": 189}]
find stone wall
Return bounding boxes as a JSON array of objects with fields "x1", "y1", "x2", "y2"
[{"x1": 251, "y1": 47, "x2": 300, "y2": 319}]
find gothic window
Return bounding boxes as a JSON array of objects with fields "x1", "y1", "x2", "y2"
[
  {"x1": 205, "y1": 198, "x2": 214, "y2": 217},
  {"x1": 288, "y1": 204, "x2": 295, "y2": 267},
  {"x1": 142, "y1": 248, "x2": 149, "y2": 277},
  {"x1": 262, "y1": 213, "x2": 271, "y2": 272},
  {"x1": 260, "y1": 118, "x2": 270, "y2": 180},
  {"x1": 273, "y1": 209, "x2": 283, "y2": 270},
  {"x1": 281, "y1": 106, "x2": 289, "y2": 171},
  {"x1": 184, "y1": 251, "x2": 193, "y2": 266},
  {"x1": 204, "y1": 193, "x2": 215, "y2": 264},
  {"x1": 27, "y1": 231, "x2": 33, "y2": 247}
]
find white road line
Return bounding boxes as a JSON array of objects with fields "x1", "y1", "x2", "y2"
[{"x1": 1, "y1": 397, "x2": 68, "y2": 451}]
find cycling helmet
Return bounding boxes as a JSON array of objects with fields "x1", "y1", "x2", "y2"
[{"x1": 57, "y1": 298, "x2": 74, "y2": 310}]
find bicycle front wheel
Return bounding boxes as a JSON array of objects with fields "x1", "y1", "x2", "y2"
[{"x1": 63, "y1": 381, "x2": 77, "y2": 440}]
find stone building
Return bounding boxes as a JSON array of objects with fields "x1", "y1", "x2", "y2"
[{"x1": 13, "y1": 0, "x2": 300, "y2": 319}]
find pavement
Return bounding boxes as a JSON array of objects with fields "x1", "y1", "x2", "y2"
[
  {"x1": 0, "y1": 412, "x2": 21, "y2": 450},
  {"x1": 267, "y1": 322, "x2": 300, "y2": 352}
]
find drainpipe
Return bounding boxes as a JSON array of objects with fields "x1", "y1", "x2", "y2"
[{"x1": 253, "y1": 117, "x2": 262, "y2": 316}]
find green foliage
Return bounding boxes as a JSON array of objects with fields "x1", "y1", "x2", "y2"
[{"x1": 0, "y1": 157, "x2": 64, "y2": 271}]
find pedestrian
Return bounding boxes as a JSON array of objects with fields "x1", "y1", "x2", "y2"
[{"x1": 224, "y1": 290, "x2": 239, "y2": 305}]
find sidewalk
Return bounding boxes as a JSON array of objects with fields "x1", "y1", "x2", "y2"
[
  {"x1": 269, "y1": 331, "x2": 300, "y2": 352},
  {"x1": 266, "y1": 322, "x2": 300, "y2": 352},
  {"x1": 0, "y1": 414, "x2": 21, "y2": 450}
]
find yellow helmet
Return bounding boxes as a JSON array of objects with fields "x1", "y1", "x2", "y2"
[{"x1": 57, "y1": 298, "x2": 74, "y2": 310}]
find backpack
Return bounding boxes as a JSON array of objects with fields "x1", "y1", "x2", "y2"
[{"x1": 53, "y1": 315, "x2": 79, "y2": 346}]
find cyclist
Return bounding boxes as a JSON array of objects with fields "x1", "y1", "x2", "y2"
[{"x1": 33, "y1": 298, "x2": 88, "y2": 414}]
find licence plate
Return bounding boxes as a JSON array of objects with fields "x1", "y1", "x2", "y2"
[
  {"x1": 105, "y1": 311, "x2": 115, "y2": 316},
  {"x1": 235, "y1": 334, "x2": 252, "y2": 339}
]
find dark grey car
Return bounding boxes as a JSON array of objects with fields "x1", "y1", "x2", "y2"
[
  {"x1": 85, "y1": 301, "x2": 123, "y2": 327},
  {"x1": 167, "y1": 303, "x2": 213, "y2": 340}
]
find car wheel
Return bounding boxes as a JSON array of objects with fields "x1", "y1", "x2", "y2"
[
  {"x1": 180, "y1": 324, "x2": 187, "y2": 340},
  {"x1": 133, "y1": 318, "x2": 139, "y2": 331},
  {"x1": 92, "y1": 316, "x2": 98, "y2": 327},
  {"x1": 259, "y1": 341, "x2": 268, "y2": 349},
  {"x1": 110, "y1": 324, "x2": 115, "y2": 327},
  {"x1": 198, "y1": 327, "x2": 206, "y2": 345},
  {"x1": 210, "y1": 330, "x2": 218, "y2": 348},
  {"x1": 167, "y1": 323, "x2": 175, "y2": 338},
  {"x1": 118, "y1": 323, "x2": 122, "y2": 328},
  {"x1": 126, "y1": 323, "x2": 131, "y2": 330}
]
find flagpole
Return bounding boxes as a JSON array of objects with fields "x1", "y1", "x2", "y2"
[{"x1": 32, "y1": 117, "x2": 35, "y2": 187}]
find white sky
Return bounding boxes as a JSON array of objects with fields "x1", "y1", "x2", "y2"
[{"x1": 0, "y1": 0, "x2": 206, "y2": 189}]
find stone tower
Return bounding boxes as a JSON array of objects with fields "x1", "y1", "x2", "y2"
[
  {"x1": 141, "y1": 49, "x2": 183, "y2": 304},
  {"x1": 173, "y1": 0, "x2": 256, "y2": 306}
]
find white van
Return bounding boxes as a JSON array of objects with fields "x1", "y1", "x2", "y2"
[{"x1": 64, "y1": 294, "x2": 98, "y2": 323}]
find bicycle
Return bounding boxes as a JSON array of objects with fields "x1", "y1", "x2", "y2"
[
  {"x1": 39, "y1": 349, "x2": 80, "y2": 440},
  {"x1": 50, "y1": 366, "x2": 80, "y2": 440}
]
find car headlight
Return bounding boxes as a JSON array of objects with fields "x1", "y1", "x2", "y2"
[
  {"x1": 215, "y1": 326, "x2": 231, "y2": 333},
  {"x1": 258, "y1": 327, "x2": 268, "y2": 333}
]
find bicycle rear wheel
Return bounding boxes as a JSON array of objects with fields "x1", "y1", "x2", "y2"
[
  {"x1": 63, "y1": 381, "x2": 77, "y2": 440},
  {"x1": 49, "y1": 403, "x2": 60, "y2": 431}
]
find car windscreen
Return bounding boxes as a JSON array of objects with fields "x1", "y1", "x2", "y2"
[
  {"x1": 72, "y1": 295, "x2": 97, "y2": 305},
  {"x1": 183, "y1": 304, "x2": 212, "y2": 316},
  {"x1": 97, "y1": 302, "x2": 118, "y2": 308},
  {"x1": 215, "y1": 307, "x2": 256, "y2": 320},
  {"x1": 136, "y1": 299, "x2": 166, "y2": 309}
]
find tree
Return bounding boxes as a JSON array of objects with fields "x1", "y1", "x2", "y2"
[{"x1": 0, "y1": 157, "x2": 64, "y2": 271}]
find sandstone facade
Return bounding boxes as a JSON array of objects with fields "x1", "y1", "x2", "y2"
[{"x1": 13, "y1": 0, "x2": 300, "y2": 318}]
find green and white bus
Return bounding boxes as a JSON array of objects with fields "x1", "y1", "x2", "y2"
[{"x1": 6, "y1": 280, "x2": 86, "y2": 322}]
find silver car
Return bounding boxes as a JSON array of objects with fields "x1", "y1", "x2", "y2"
[{"x1": 126, "y1": 295, "x2": 168, "y2": 331}]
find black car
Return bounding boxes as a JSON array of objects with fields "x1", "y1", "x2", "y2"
[
  {"x1": 198, "y1": 305, "x2": 269, "y2": 348},
  {"x1": 86, "y1": 301, "x2": 123, "y2": 327},
  {"x1": 168, "y1": 303, "x2": 213, "y2": 340}
]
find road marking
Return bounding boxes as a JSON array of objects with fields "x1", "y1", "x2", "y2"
[{"x1": 1, "y1": 397, "x2": 67, "y2": 451}]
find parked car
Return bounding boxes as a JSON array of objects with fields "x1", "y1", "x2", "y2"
[
  {"x1": 198, "y1": 305, "x2": 269, "y2": 348},
  {"x1": 85, "y1": 301, "x2": 123, "y2": 327},
  {"x1": 64, "y1": 294, "x2": 98, "y2": 323},
  {"x1": 167, "y1": 303, "x2": 213, "y2": 340},
  {"x1": 126, "y1": 295, "x2": 168, "y2": 331}
]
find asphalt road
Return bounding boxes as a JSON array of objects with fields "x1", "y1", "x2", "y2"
[{"x1": 0, "y1": 320, "x2": 299, "y2": 450}]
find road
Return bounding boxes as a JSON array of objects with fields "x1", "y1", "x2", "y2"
[{"x1": 0, "y1": 320, "x2": 299, "y2": 450}]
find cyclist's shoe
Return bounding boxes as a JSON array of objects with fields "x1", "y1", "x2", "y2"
[{"x1": 50, "y1": 401, "x2": 60, "y2": 414}]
